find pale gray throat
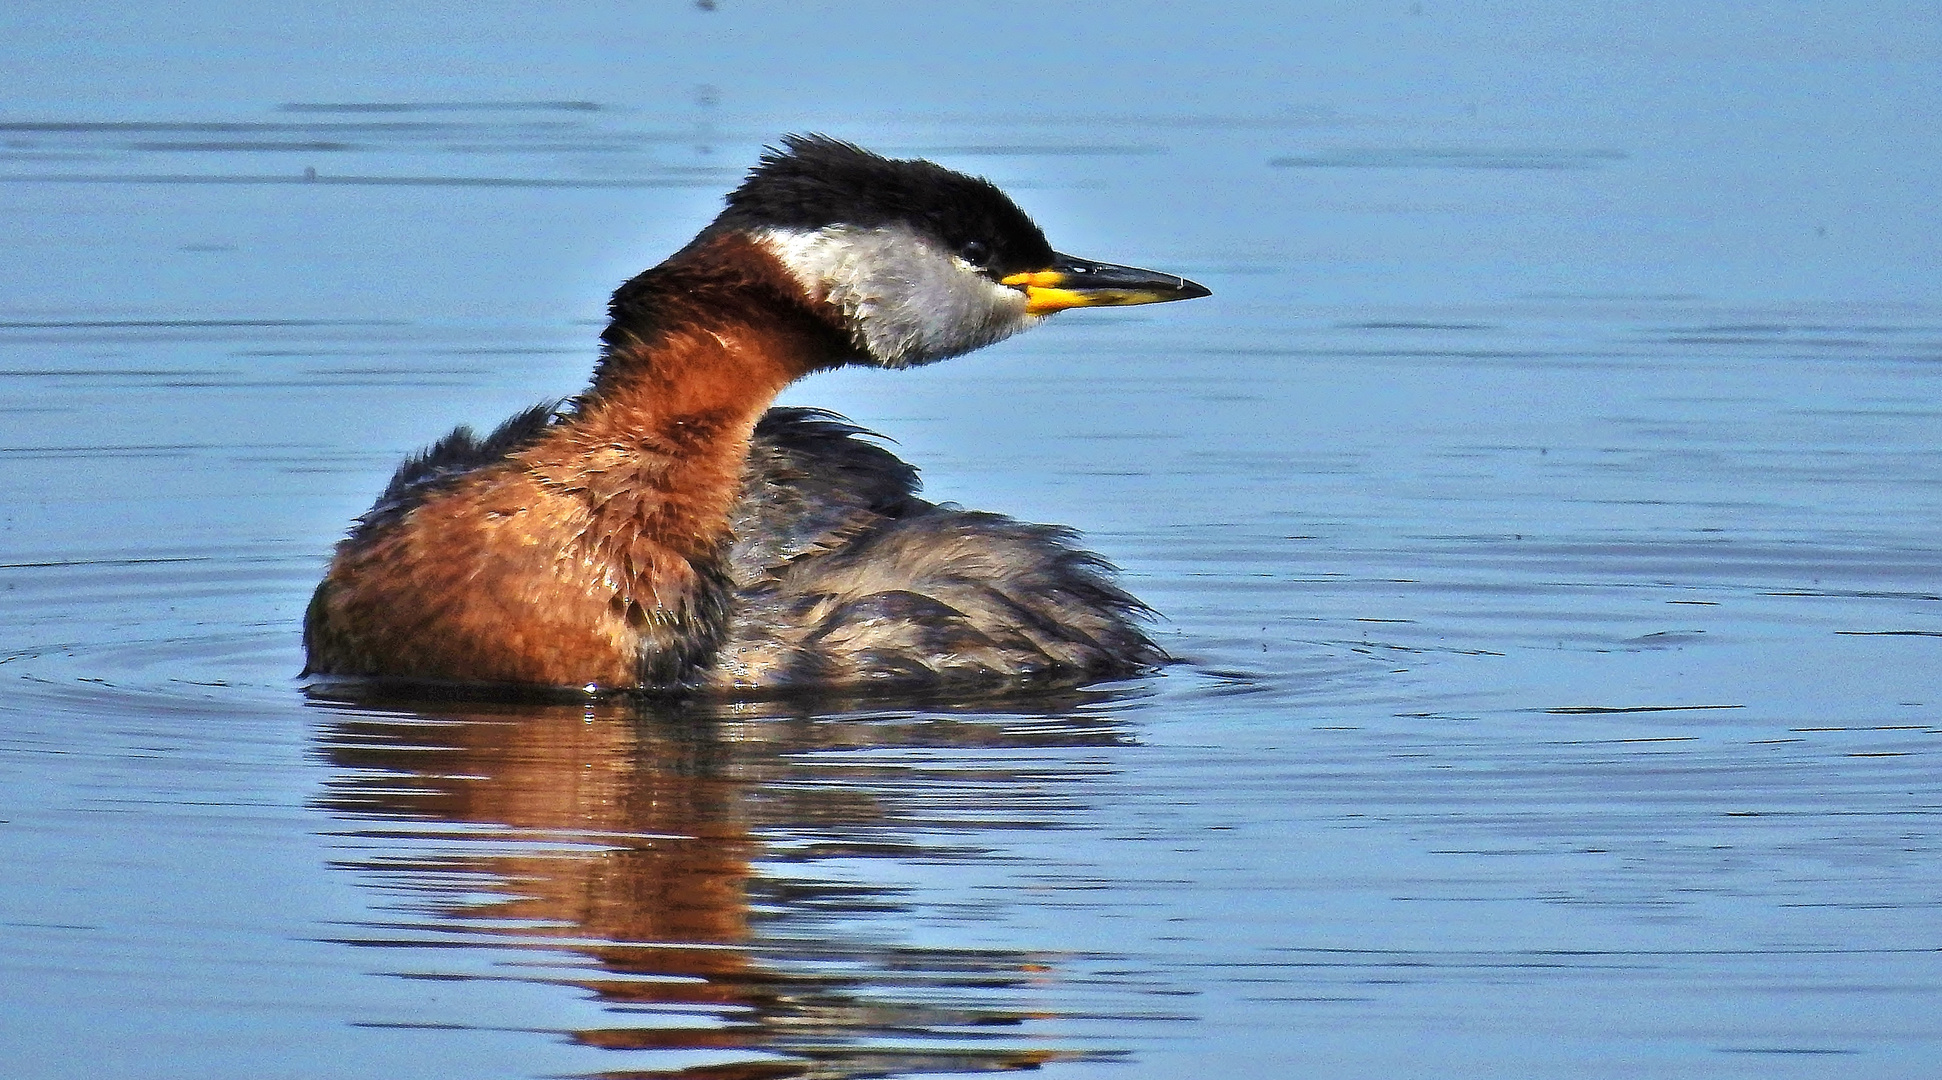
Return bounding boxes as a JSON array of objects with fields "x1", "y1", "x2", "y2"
[{"x1": 754, "y1": 224, "x2": 1039, "y2": 367}]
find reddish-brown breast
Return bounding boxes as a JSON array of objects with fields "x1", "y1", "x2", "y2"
[{"x1": 305, "y1": 233, "x2": 848, "y2": 689}]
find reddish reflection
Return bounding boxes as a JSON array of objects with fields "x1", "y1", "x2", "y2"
[{"x1": 315, "y1": 694, "x2": 1138, "y2": 1077}]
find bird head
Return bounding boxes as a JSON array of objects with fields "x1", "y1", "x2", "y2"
[{"x1": 711, "y1": 134, "x2": 1209, "y2": 368}]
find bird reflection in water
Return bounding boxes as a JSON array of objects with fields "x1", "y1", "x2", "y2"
[{"x1": 314, "y1": 692, "x2": 1144, "y2": 1078}]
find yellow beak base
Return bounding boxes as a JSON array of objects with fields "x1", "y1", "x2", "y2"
[{"x1": 1002, "y1": 257, "x2": 1210, "y2": 316}]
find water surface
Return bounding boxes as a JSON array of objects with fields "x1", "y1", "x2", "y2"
[{"x1": 2, "y1": 4, "x2": 1938, "y2": 1077}]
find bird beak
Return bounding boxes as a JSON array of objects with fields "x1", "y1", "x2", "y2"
[{"x1": 1002, "y1": 253, "x2": 1211, "y2": 316}]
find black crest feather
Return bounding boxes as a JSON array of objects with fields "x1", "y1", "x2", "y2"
[{"x1": 712, "y1": 134, "x2": 1055, "y2": 275}]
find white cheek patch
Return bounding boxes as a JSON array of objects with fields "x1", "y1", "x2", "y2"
[{"x1": 756, "y1": 224, "x2": 1038, "y2": 367}]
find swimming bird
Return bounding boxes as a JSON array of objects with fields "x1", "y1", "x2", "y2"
[{"x1": 303, "y1": 134, "x2": 1209, "y2": 696}]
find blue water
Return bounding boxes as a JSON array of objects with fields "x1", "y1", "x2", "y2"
[{"x1": 2, "y1": 3, "x2": 1938, "y2": 1077}]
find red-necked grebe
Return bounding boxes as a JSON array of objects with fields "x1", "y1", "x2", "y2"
[{"x1": 303, "y1": 134, "x2": 1209, "y2": 695}]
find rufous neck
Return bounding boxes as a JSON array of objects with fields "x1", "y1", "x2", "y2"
[{"x1": 560, "y1": 234, "x2": 848, "y2": 558}]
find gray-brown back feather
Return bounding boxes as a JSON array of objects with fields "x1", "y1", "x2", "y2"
[
  {"x1": 728, "y1": 407, "x2": 923, "y2": 585},
  {"x1": 717, "y1": 410, "x2": 1165, "y2": 692}
]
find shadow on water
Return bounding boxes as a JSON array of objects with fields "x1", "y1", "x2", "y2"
[{"x1": 310, "y1": 688, "x2": 1150, "y2": 1078}]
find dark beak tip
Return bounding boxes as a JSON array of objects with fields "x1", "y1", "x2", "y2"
[{"x1": 1042, "y1": 252, "x2": 1210, "y2": 305}]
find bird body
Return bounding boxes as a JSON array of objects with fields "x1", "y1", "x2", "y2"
[{"x1": 303, "y1": 136, "x2": 1207, "y2": 696}]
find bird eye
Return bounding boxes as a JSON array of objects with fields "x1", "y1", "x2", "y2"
[{"x1": 956, "y1": 239, "x2": 991, "y2": 267}]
